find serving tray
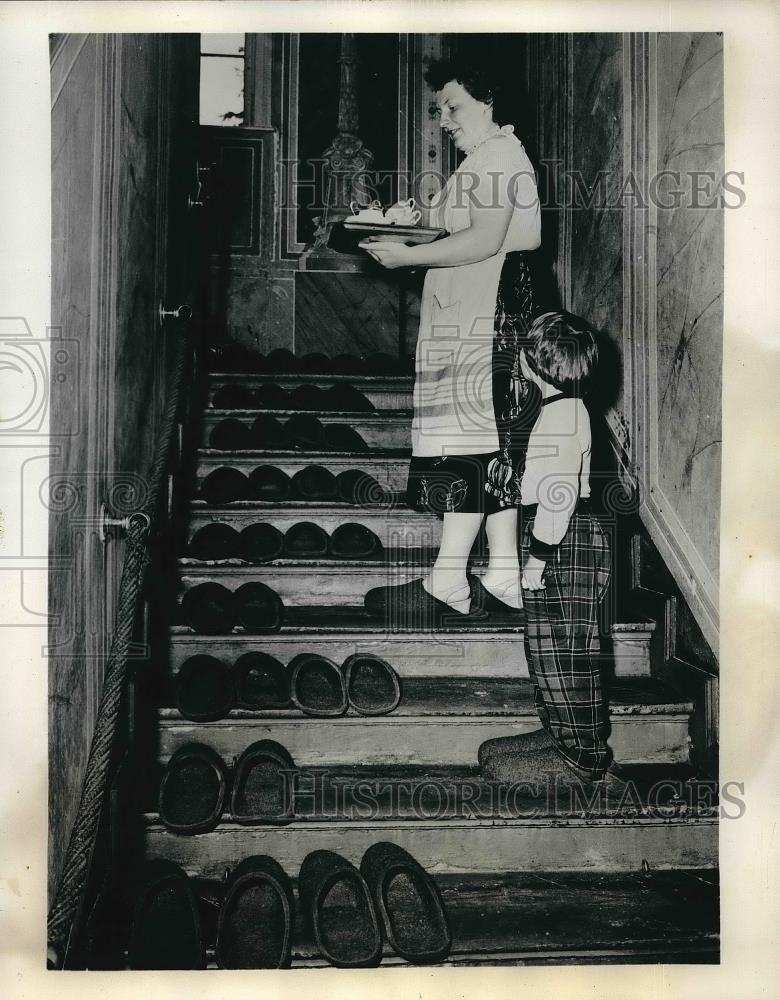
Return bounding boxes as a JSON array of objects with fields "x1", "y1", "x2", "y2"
[{"x1": 339, "y1": 221, "x2": 448, "y2": 246}]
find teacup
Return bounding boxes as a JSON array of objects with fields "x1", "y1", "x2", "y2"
[{"x1": 384, "y1": 198, "x2": 422, "y2": 226}]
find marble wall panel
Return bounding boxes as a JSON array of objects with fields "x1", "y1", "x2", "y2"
[
  {"x1": 654, "y1": 32, "x2": 723, "y2": 585},
  {"x1": 568, "y1": 33, "x2": 624, "y2": 411}
]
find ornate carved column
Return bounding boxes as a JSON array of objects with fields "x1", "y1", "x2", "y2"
[{"x1": 310, "y1": 34, "x2": 374, "y2": 250}]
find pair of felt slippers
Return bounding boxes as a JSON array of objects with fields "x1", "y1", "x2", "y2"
[
  {"x1": 187, "y1": 520, "x2": 384, "y2": 562},
  {"x1": 128, "y1": 843, "x2": 450, "y2": 969},
  {"x1": 127, "y1": 856, "x2": 294, "y2": 969},
  {"x1": 175, "y1": 651, "x2": 402, "y2": 720},
  {"x1": 364, "y1": 575, "x2": 523, "y2": 628},
  {"x1": 180, "y1": 580, "x2": 284, "y2": 634},
  {"x1": 159, "y1": 739, "x2": 295, "y2": 833},
  {"x1": 300, "y1": 844, "x2": 451, "y2": 967}
]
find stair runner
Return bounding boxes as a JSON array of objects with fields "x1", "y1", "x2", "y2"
[{"x1": 136, "y1": 366, "x2": 719, "y2": 966}]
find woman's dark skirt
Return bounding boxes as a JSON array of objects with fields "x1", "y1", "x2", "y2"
[{"x1": 406, "y1": 251, "x2": 540, "y2": 517}]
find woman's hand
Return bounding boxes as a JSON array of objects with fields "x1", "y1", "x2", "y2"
[
  {"x1": 521, "y1": 555, "x2": 547, "y2": 591},
  {"x1": 359, "y1": 240, "x2": 416, "y2": 269}
]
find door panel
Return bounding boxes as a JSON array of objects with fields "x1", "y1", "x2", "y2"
[{"x1": 48, "y1": 32, "x2": 200, "y2": 901}]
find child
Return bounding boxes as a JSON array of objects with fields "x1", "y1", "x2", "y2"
[{"x1": 479, "y1": 311, "x2": 617, "y2": 787}]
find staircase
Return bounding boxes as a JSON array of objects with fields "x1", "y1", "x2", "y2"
[{"x1": 133, "y1": 361, "x2": 719, "y2": 966}]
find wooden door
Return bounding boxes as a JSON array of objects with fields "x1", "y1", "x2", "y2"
[{"x1": 48, "y1": 33, "x2": 200, "y2": 902}]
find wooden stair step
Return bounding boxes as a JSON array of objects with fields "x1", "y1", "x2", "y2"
[
  {"x1": 117, "y1": 868, "x2": 718, "y2": 967},
  {"x1": 196, "y1": 451, "x2": 411, "y2": 491},
  {"x1": 142, "y1": 764, "x2": 718, "y2": 874},
  {"x1": 187, "y1": 501, "x2": 441, "y2": 547},
  {"x1": 126, "y1": 869, "x2": 718, "y2": 967},
  {"x1": 207, "y1": 373, "x2": 413, "y2": 410},
  {"x1": 178, "y1": 553, "x2": 445, "y2": 606},
  {"x1": 202, "y1": 410, "x2": 412, "y2": 449},
  {"x1": 153, "y1": 677, "x2": 692, "y2": 767},
  {"x1": 425, "y1": 868, "x2": 718, "y2": 965},
  {"x1": 168, "y1": 610, "x2": 655, "y2": 679},
  {"x1": 174, "y1": 563, "x2": 645, "y2": 645},
  {"x1": 293, "y1": 868, "x2": 718, "y2": 966}
]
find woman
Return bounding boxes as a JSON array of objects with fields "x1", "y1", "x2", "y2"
[{"x1": 362, "y1": 58, "x2": 542, "y2": 622}]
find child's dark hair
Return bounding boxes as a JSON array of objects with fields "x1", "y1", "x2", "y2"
[
  {"x1": 523, "y1": 311, "x2": 598, "y2": 394},
  {"x1": 424, "y1": 58, "x2": 503, "y2": 118}
]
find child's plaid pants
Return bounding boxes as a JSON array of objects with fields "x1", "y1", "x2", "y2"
[{"x1": 521, "y1": 504, "x2": 613, "y2": 776}]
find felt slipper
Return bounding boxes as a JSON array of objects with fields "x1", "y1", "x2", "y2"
[
  {"x1": 200, "y1": 466, "x2": 253, "y2": 504},
  {"x1": 342, "y1": 654, "x2": 401, "y2": 715},
  {"x1": 207, "y1": 344, "x2": 267, "y2": 373},
  {"x1": 231, "y1": 582, "x2": 285, "y2": 634},
  {"x1": 298, "y1": 850, "x2": 382, "y2": 968},
  {"x1": 209, "y1": 418, "x2": 253, "y2": 451},
  {"x1": 266, "y1": 348, "x2": 297, "y2": 373},
  {"x1": 322, "y1": 424, "x2": 369, "y2": 452},
  {"x1": 215, "y1": 856, "x2": 296, "y2": 968},
  {"x1": 298, "y1": 352, "x2": 332, "y2": 374},
  {"x1": 158, "y1": 743, "x2": 228, "y2": 834},
  {"x1": 361, "y1": 842, "x2": 451, "y2": 964},
  {"x1": 188, "y1": 523, "x2": 242, "y2": 561},
  {"x1": 336, "y1": 469, "x2": 386, "y2": 506},
  {"x1": 230, "y1": 739, "x2": 297, "y2": 824},
  {"x1": 363, "y1": 351, "x2": 396, "y2": 376},
  {"x1": 128, "y1": 859, "x2": 206, "y2": 969},
  {"x1": 289, "y1": 652, "x2": 349, "y2": 717},
  {"x1": 479, "y1": 729, "x2": 618, "y2": 792},
  {"x1": 176, "y1": 654, "x2": 234, "y2": 721},
  {"x1": 239, "y1": 522, "x2": 284, "y2": 563},
  {"x1": 212, "y1": 384, "x2": 255, "y2": 410},
  {"x1": 329, "y1": 522, "x2": 384, "y2": 560},
  {"x1": 282, "y1": 521, "x2": 330, "y2": 559},
  {"x1": 233, "y1": 651, "x2": 290, "y2": 710},
  {"x1": 289, "y1": 384, "x2": 327, "y2": 412},
  {"x1": 323, "y1": 382, "x2": 375, "y2": 412},
  {"x1": 477, "y1": 729, "x2": 552, "y2": 771},
  {"x1": 363, "y1": 578, "x2": 489, "y2": 629},
  {"x1": 180, "y1": 582, "x2": 236, "y2": 634},
  {"x1": 250, "y1": 414, "x2": 291, "y2": 450},
  {"x1": 470, "y1": 576, "x2": 524, "y2": 616},
  {"x1": 329, "y1": 355, "x2": 365, "y2": 377},
  {"x1": 255, "y1": 383, "x2": 290, "y2": 410},
  {"x1": 249, "y1": 465, "x2": 292, "y2": 501},
  {"x1": 291, "y1": 465, "x2": 338, "y2": 501},
  {"x1": 286, "y1": 414, "x2": 326, "y2": 449}
]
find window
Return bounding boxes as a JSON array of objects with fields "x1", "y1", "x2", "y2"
[{"x1": 200, "y1": 34, "x2": 245, "y2": 126}]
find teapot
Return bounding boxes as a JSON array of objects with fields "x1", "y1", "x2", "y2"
[
  {"x1": 349, "y1": 199, "x2": 385, "y2": 223},
  {"x1": 384, "y1": 198, "x2": 422, "y2": 226}
]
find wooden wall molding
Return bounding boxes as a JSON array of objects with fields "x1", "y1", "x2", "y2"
[
  {"x1": 90, "y1": 34, "x2": 122, "y2": 708},
  {"x1": 622, "y1": 32, "x2": 719, "y2": 656},
  {"x1": 244, "y1": 33, "x2": 274, "y2": 128},
  {"x1": 272, "y1": 33, "x2": 438, "y2": 267},
  {"x1": 559, "y1": 32, "x2": 574, "y2": 307}
]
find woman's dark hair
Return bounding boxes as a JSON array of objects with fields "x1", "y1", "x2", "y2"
[{"x1": 424, "y1": 57, "x2": 503, "y2": 117}]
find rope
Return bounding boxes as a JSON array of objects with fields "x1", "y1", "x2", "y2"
[{"x1": 47, "y1": 332, "x2": 192, "y2": 961}]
